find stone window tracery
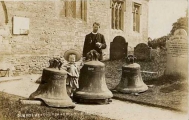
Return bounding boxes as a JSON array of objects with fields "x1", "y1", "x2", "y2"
[
  {"x1": 80, "y1": 0, "x2": 87, "y2": 21},
  {"x1": 111, "y1": 0, "x2": 125, "y2": 30},
  {"x1": 133, "y1": 2, "x2": 141, "y2": 32},
  {"x1": 65, "y1": 0, "x2": 76, "y2": 18},
  {"x1": 63, "y1": 0, "x2": 87, "y2": 21}
]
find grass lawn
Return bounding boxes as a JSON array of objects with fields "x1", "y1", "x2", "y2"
[
  {"x1": 0, "y1": 50, "x2": 187, "y2": 120},
  {"x1": 104, "y1": 56, "x2": 188, "y2": 112},
  {"x1": 0, "y1": 92, "x2": 113, "y2": 120}
]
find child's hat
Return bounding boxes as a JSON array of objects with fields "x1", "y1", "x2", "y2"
[{"x1": 63, "y1": 49, "x2": 81, "y2": 62}]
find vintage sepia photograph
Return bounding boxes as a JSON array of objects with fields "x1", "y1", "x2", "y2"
[{"x1": 0, "y1": 0, "x2": 188, "y2": 120}]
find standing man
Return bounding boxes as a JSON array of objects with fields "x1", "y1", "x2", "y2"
[{"x1": 83, "y1": 22, "x2": 106, "y2": 61}]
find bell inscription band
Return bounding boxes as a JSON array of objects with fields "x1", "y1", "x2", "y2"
[
  {"x1": 73, "y1": 50, "x2": 113, "y2": 104},
  {"x1": 116, "y1": 55, "x2": 148, "y2": 93},
  {"x1": 29, "y1": 58, "x2": 75, "y2": 108}
]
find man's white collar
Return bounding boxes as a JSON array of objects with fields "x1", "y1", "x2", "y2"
[{"x1": 92, "y1": 32, "x2": 98, "y2": 34}]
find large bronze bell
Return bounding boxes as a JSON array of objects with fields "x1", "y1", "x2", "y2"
[
  {"x1": 116, "y1": 55, "x2": 148, "y2": 93},
  {"x1": 29, "y1": 58, "x2": 75, "y2": 108},
  {"x1": 73, "y1": 50, "x2": 113, "y2": 104}
]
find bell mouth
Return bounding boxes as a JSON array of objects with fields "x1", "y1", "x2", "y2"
[
  {"x1": 73, "y1": 94, "x2": 113, "y2": 105},
  {"x1": 116, "y1": 84, "x2": 148, "y2": 93},
  {"x1": 40, "y1": 98, "x2": 75, "y2": 108},
  {"x1": 73, "y1": 91, "x2": 113, "y2": 99}
]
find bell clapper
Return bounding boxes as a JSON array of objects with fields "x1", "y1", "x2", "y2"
[{"x1": 19, "y1": 99, "x2": 42, "y2": 105}]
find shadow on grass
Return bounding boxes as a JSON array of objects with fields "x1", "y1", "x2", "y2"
[
  {"x1": 145, "y1": 74, "x2": 187, "y2": 86},
  {"x1": 111, "y1": 74, "x2": 188, "y2": 113},
  {"x1": 0, "y1": 92, "x2": 113, "y2": 120}
]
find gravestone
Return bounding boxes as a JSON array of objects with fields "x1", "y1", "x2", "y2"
[
  {"x1": 134, "y1": 43, "x2": 151, "y2": 61},
  {"x1": 165, "y1": 29, "x2": 188, "y2": 77},
  {"x1": 110, "y1": 36, "x2": 128, "y2": 60}
]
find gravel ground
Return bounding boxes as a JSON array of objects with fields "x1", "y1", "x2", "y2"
[{"x1": 0, "y1": 74, "x2": 188, "y2": 120}]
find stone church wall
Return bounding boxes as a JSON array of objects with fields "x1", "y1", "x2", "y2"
[{"x1": 0, "y1": 0, "x2": 149, "y2": 75}]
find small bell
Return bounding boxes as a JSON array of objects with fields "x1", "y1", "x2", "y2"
[{"x1": 116, "y1": 55, "x2": 148, "y2": 93}]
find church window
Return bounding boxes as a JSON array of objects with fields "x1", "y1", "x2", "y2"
[
  {"x1": 111, "y1": 0, "x2": 125, "y2": 30},
  {"x1": 133, "y1": 2, "x2": 141, "y2": 32},
  {"x1": 63, "y1": 0, "x2": 87, "y2": 21}
]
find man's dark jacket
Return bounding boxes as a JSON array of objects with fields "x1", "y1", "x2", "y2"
[{"x1": 83, "y1": 33, "x2": 106, "y2": 60}]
